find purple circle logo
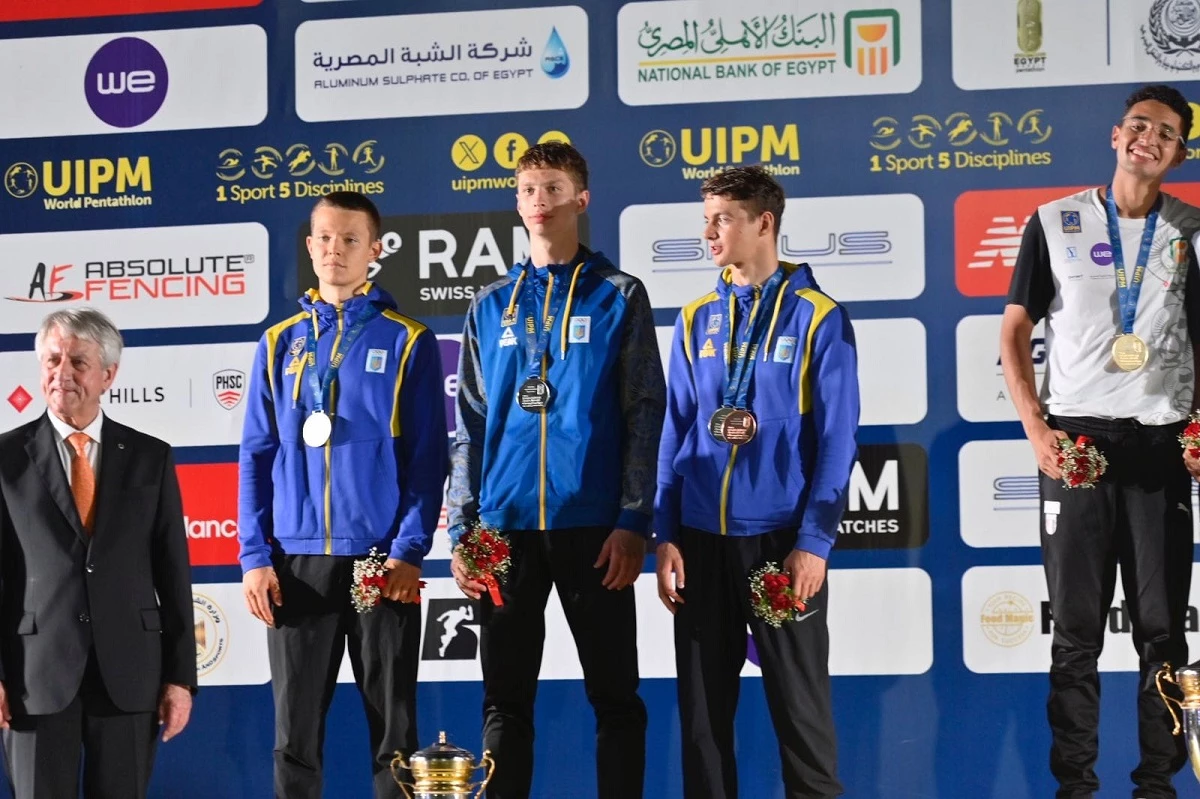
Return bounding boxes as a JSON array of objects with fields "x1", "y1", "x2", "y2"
[
  {"x1": 84, "y1": 37, "x2": 168, "y2": 129},
  {"x1": 1090, "y1": 243, "x2": 1114, "y2": 266}
]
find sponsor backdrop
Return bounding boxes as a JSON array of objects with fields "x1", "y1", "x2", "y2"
[{"x1": 1, "y1": 1, "x2": 1199, "y2": 796}]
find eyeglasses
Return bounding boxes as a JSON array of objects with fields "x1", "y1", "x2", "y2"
[{"x1": 1120, "y1": 116, "x2": 1185, "y2": 145}]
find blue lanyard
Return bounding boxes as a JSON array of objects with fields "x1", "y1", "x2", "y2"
[
  {"x1": 723, "y1": 269, "x2": 784, "y2": 409},
  {"x1": 304, "y1": 305, "x2": 380, "y2": 414},
  {"x1": 519, "y1": 265, "x2": 571, "y2": 379},
  {"x1": 1104, "y1": 185, "x2": 1161, "y2": 335}
]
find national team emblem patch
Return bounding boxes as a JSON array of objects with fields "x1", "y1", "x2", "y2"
[
  {"x1": 568, "y1": 316, "x2": 591, "y2": 344},
  {"x1": 1165, "y1": 237, "x2": 1189, "y2": 270},
  {"x1": 1044, "y1": 500, "x2": 1060, "y2": 536},
  {"x1": 365, "y1": 348, "x2": 388, "y2": 374},
  {"x1": 1060, "y1": 211, "x2": 1081, "y2": 234},
  {"x1": 501, "y1": 309, "x2": 517, "y2": 327},
  {"x1": 706, "y1": 314, "x2": 722, "y2": 335},
  {"x1": 289, "y1": 337, "x2": 306, "y2": 356},
  {"x1": 499, "y1": 327, "x2": 518, "y2": 348},
  {"x1": 213, "y1": 369, "x2": 245, "y2": 410},
  {"x1": 773, "y1": 336, "x2": 797, "y2": 364}
]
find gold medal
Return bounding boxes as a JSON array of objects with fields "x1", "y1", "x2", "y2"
[{"x1": 1111, "y1": 333, "x2": 1148, "y2": 372}]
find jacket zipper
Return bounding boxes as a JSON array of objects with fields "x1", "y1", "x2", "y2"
[{"x1": 324, "y1": 307, "x2": 344, "y2": 555}]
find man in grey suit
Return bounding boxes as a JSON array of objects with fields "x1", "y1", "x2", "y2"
[{"x1": 0, "y1": 308, "x2": 196, "y2": 798}]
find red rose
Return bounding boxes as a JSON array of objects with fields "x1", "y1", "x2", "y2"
[
  {"x1": 771, "y1": 594, "x2": 791, "y2": 611},
  {"x1": 1190, "y1": 446, "x2": 1200, "y2": 459}
]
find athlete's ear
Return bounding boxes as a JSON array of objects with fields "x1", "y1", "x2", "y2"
[{"x1": 759, "y1": 211, "x2": 775, "y2": 238}]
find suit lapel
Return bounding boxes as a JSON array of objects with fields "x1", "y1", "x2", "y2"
[
  {"x1": 25, "y1": 414, "x2": 88, "y2": 546},
  {"x1": 92, "y1": 416, "x2": 127, "y2": 539}
]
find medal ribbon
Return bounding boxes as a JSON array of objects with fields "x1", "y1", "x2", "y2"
[
  {"x1": 723, "y1": 269, "x2": 785, "y2": 409},
  {"x1": 1104, "y1": 184, "x2": 1161, "y2": 336},
  {"x1": 305, "y1": 305, "x2": 380, "y2": 415},
  {"x1": 519, "y1": 263, "x2": 576, "y2": 379}
]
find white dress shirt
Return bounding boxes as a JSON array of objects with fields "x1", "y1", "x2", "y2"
[{"x1": 47, "y1": 410, "x2": 103, "y2": 486}]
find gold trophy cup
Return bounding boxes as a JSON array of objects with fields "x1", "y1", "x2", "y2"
[
  {"x1": 1157, "y1": 662, "x2": 1200, "y2": 781},
  {"x1": 390, "y1": 731, "x2": 495, "y2": 799}
]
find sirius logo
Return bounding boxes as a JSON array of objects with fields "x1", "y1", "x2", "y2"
[
  {"x1": 651, "y1": 231, "x2": 893, "y2": 265},
  {"x1": 992, "y1": 475, "x2": 1038, "y2": 511}
]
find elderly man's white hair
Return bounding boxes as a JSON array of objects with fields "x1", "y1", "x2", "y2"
[{"x1": 34, "y1": 308, "x2": 124, "y2": 368}]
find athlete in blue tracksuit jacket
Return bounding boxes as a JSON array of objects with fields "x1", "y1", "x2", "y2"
[
  {"x1": 655, "y1": 167, "x2": 859, "y2": 799},
  {"x1": 447, "y1": 142, "x2": 664, "y2": 799},
  {"x1": 238, "y1": 192, "x2": 446, "y2": 799}
]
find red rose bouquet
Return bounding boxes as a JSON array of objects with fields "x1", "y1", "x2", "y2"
[
  {"x1": 350, "y1": 548, "x2": 424, "y2": 613},
  {"x1": 351, "y1": 548, "x2": 389, "y2": 613},
  {"x1": 1056, "y1": 435, "x2": 1107, "y2": 489},
  {"x1": 1179, "y1": 411, "x2": 1200, "y2": 459},
  {"x1": 748, "y1": 562, "x2": 807, "y2": 628},
  {"x1": 455, "y1": 522, "x2": 512, "y2": 606}
]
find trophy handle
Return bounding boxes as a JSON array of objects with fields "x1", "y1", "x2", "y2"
[
  {"x1": 472, "y1": 750, "x2": 496, "y2": 799},
  {"x1": 1157, "y1": 662, "x2": 1184, "y2": 736},
  {"x1": 389, "y1": 753, "x2": 415, "y2": 799}
]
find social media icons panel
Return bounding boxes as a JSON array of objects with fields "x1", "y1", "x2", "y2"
[
  {"x1": 617, "y1": 0, "x2": 922, "y2": 106},
  {"x1": 0, "y1": 223, "x2": 269, "y2": 333},
  {"x1": 295, "y1": 6, "x2": 589, "y2": 122},
  {"x1": 0, "y1": 26, "x2": 267, "y2": 139}
]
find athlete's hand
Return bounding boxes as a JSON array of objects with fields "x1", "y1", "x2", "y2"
[
  {"x1": 655, "y1": 542, "x2": 685, "y2": 614},
  {"x1": 451, "y1": 549, "x2": 487, "y2": 600},
  {"x1": 384, "y1": 559, "x2": 422, "y2": 603},
  {"x1": 595, "y1": 528, "x2": 645, "y2": 590},
  {"x1": 784, "y1": 549, "x2": 826, "y2": 604},
  {"x1": 243, "y1": 566, "x2": 282, "y2": 626},
  {"x1": 1184, "y1": 449, "x2": 1200, "y2": 481},
  {"x1": 1030, "y1": 423, "x2": 1068, "y2": 480}
]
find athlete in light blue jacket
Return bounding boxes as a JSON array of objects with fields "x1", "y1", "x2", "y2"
[{"x1": 447, "y1": 142, "x2": 664, "y2": 799}]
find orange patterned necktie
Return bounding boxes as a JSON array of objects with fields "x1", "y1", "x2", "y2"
[{"x1": 67, "y1": 432, "x2": 95, "y2": 533}]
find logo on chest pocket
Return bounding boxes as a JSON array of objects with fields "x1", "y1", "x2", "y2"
[
  {"x1": 773, "y1": 336, "x2": 797, "y2": 364},
  {"x1": 568, "y1": 316, "x2": 591, "y2": 344}
]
